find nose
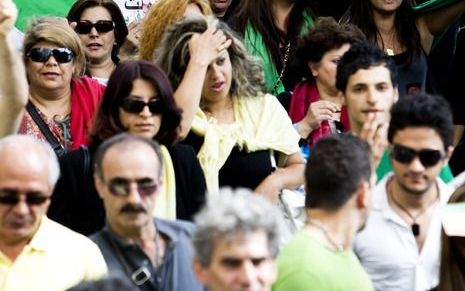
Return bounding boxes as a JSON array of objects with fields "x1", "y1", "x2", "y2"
[
  {"x1": 126, "y1": 183, "x2": 143, "y2": 204},
  {"x1": 408, "y1": 156, "x2": 425, "y2": 173},
  {"x1": 89, "y1": 26, "x2": 99, "y2": 37},
  {"x1": 237, "y1": 261, "x2": 259, "y2": 289},
  {"x1": 366, "y1": 87, "x2": 378, "y2": 105},
  {"x1": 140, "y1": 104, "x2": 152, "y2": 117},
  {"x1": 44, "y1": 54, "x2": 58, "y2": 66},
  {"x1": 209, "y1": 64, "x2": 221, "y2": 80},
  {"x1": 11, "y1": 198, "x2": 31, "y2": 215}
]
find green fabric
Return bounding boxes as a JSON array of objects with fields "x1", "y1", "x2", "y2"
[
  {"x1": 14, "y1": 0, "x2": 75, "y2": 32},
  {"x1": 273, "y1": 230, "x2": 374, "y2": 291},
  {"x1": 376, "y1": 150, "x2": 454, "y2": 183},
  {"x1": 244, "y1": 11, "x2": 314, "y2": 95},
  {"x1": 413, "y1": 0, "x2": 462, "y2": 13}
]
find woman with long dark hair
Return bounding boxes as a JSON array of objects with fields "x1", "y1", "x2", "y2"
[{"x1": 342, "y1": 0, "x2": 465, "y2": 98}]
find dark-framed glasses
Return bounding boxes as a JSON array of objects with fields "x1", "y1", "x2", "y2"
[
  {"x1": 120, "y1": 98, "x2": 164, "y2": 114},
  {"x1": 391, "y1": 144, "x2": 446, "y2": 168},
  {"x1": 105, "y1": 178, "x2": 159, "y2": 197},
  {"x1": 26, "y1": 48, "x2": 74, "y2": 63},
  {"x1": 75, "y1": 20, "x2": 115, "y2": 34},
  {"x1": 0, "y1": 189, "x2": 50, "y2": 206}
]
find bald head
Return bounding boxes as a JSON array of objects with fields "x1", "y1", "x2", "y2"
[{"x1": 0, "y1": 135, "x2": 60, "y2": 187}]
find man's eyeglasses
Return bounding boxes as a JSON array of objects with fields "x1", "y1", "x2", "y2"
[
  {"x1": 26, "y1": 48, "x2": 74, "y2": 63},
  {"x1": 75, "y1": 20, "x2": 115, "y2": 34},
  {"x1": 120, "y1": 98, "x2": 164, "y2": 115},
  {"x1": 391, "y1": 144, "x2": 446, "y2": 168},
  {"x1": 0, "y1": 189, "x2": 50, "y2": 206},
  {"x1": 105, "y1": 178, "x2": 159, "y2": 197}
]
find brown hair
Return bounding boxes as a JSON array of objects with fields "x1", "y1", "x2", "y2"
[
  {"x1": 23, "y1": 17, "x2": 87, "y2": 78},
  {"x1": 438, "y1": 185, "x2": 465, "y2": 291},
  {"x1": 138, "y1": 0, "x2": 212, "y2": 60}
]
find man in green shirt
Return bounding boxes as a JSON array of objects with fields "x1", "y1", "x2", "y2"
[{"x1": 273, "y1": 134, "x2": 374, "y2": 291}]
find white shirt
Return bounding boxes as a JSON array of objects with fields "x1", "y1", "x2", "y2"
[{"x1": 354, "y1": 173, "x2": 453, "y2": 291}]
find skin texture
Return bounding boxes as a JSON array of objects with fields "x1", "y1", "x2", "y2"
[
  {"x1": 194, "y1": 231, "x2": 277, "y2": 291},
  {"x1": 209, "y1": 0, "x2": 233, "y2": 17},
  {"x1": 201, "y1": 50, "x2": 233, "y2": 109},
  {"x1": 369, "y1": 0, "x2": 402, "y2": 14},
  {"x1": 0, "y1": 140, "x2": 52, "y2": 258},
  {"x1": 119, "y1": 78, "x2": 162, "y2": 139},
  {"x1": 391, "y1": 127, "x2": 452, "y2": 195},
  {"x1": 95, "y1": 142, "x2": 161, "y2": 238},
  {"x1": 78, "y1": 6, "x2": 116, "y2": 65},
  {"x1": 26, "y1": 41, "x2": 76, "y2": 94}
]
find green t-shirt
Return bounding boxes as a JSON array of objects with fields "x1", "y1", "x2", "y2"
[
  {"x1": 273, "y1": 230, "x2": 374, "y2": 291},
  {"x1": 14, "y1": 0, "x2": 75, "y2": 32},
  {"x1": 376, "y1": 150, "x2": 454, "y2": 183}
]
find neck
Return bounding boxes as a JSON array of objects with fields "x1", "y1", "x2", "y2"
[
  {"x1": 348, "y1": 118, "x2": 363, "y2": 136},
  {"x1": 0, "y1": 240, "x2": 28, "y2": 262},
  {"x1": 111, "y1": 221, "x2": 157, "y2": 245},
  {"x1": 87, "y1": 57, "x2": 115, "y2": 79},
  {"x1": 389, "y1": 177, "x2": 439, "y2": 210},
  {"x1": 203, "y1": 96, "x2": 235, "y2": 123},
  {"x1": 305, "y1": 208, "x2": 358, "y2": 251},
  {"x1": 272, "y1": 1, "x2": 295, "y2": 32},
  {"x1": 315, "y1": 81, "x2": 343, "y2": 104},
  {"x1": 372, "y1": 9, "x2": 396, "y2": 34},
  {"x1": 29, "y1": 88, "x2": 72, "y2": 118}
]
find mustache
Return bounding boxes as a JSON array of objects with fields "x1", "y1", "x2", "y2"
[{"x1": 120, "y1": 203, "x2": 147, "y2": 214}]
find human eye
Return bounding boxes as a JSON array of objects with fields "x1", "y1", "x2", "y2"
[
  {"x1": 216, "y1": 57, "x2": 225, "y2": 66},
  {"x1": 221, "y1": 258, "x2": 242, "y2": 268}
]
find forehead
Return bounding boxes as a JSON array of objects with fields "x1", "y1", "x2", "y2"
[
  {"x1": 31, "y1": 40, "x2": 64, "y2": 49},
  {"x1": 80, "y1": 5, "x2": 112, "y2": 20},
  {"x1": 211, "y1": 231, "x2": 270, "y2": 260},
  {"x1": 0, "y1": 151, "x2": 50, "y2": 189},
  {"x1": 392, "y1": 127, "x2": 444, "y2": 150},
  {"x1": 101, "y1": 143, "x2": 160, "y2": 179},
  {"x1": 347, "y1": 65, "x2": 393, "y2": 87}
]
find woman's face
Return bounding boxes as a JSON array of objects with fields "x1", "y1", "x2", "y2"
[
  {"x1": 26, "y1": 41, "x2": 76, "y2": 93},
  {"x1": 309, "y1": 43, "x2": 350, "y2": 93},
  {"x1": 201, "y1": 50, "x2": 233, "y2": 104},
  {"x1": 369, "y1": 0, "x2": 403, "y2": 14},
  {"x1": 77, "y1": 6, "x2": 116, "y2": 65},
  {"x1": 119, "y1": 78, "x2": 163, "y2": 139}
]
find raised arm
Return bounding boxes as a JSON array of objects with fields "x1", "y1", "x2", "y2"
[
  {"x1": 174, "y1": 28, "x2": 231, "y2": 139},
  {"x1": 0, "y1": 0, "x2": 28, "y2": 137}
]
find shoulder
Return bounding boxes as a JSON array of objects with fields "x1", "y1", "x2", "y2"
[
  {"x1": 167, "y1": 143, "x2": 197, "y2": 159},
  {"x1": 156, "y1": 218, "x2": 196, "y2": 238},
  {"x1": 41, "y1": 218, "x2": 101, "y2": 251},
  {"x1": 71, "y1": 76, "x2": 106, "y2": 100}
]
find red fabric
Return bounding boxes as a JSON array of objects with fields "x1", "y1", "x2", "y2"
[
  {"x1": 288, "y1": 81, "x2": 350, "y2": 146},
  {"x1": 69, "y1": 76, "x2": 105, "y2": 150}
]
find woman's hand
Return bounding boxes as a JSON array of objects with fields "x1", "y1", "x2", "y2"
[
  {"x1": 297, "y1": 100, "x2": 340, "y2": 138},
  {"x1": 188, "y1": 27, "x2": 232, "y2": 67},
  {"x1": 0, "y1": 0, "x2": 18, "y2": 37}
]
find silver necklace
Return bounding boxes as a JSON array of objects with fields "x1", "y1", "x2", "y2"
[{"x1": 307, "y1": 218, "x2": 344, "y2": 252}]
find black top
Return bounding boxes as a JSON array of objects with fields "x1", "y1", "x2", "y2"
[
  {"x1": 48, "y1": 142, "x2": 207, "y2": 236},
  {"x1": 183, "y1": 131, "x2": 274, "y2": 190}
]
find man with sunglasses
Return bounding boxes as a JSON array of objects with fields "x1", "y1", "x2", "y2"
[
  {"x1": 0, "y1": 135, "x2": 107, "y2": 291},
  {"x1": 91, "y1": 133, "x2": 203, "y2": 291},
  {"x1": 353, "y1": 93, "x2": 454, "y2": 291}
]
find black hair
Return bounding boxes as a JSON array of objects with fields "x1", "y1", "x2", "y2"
[
  {"x1": 336, "y1": 41, "x2": 397, "y2": 92},
  {"x1": 305, "y1": 133, "x2": 372, "y2": 210},
  {"x1": 388, "y1": 93, "x2": 454, "y2": 150}
]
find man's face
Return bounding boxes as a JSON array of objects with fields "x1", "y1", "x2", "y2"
[
  {"x1": 0, "y1": 153, "x2": 52, "y2": 246},
  {"x1": 390, "y1": 127, "x2": 452, "y2": 195},
  {"x1": 344, "y1": 65, "x2": 398, "y2": 132},
  {"x1": 95, "y1": 143, "x2": 161, "y2": 236},
  {"x1": 194, "y1": 231, "x2": 277, "y2": 291}
]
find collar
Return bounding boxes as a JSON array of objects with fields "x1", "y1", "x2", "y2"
[{"x1": 27, "y1": 216, "x2": 54, "y2": 252}]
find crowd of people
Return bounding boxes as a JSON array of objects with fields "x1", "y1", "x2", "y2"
[{"x1": 1, "y1": 0, "x2": 465, "y2": 290}]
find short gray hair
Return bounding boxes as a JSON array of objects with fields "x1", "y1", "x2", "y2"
[
  {"x1": 0, "y1": 135, "x2": 60, "y2": 186},
  {"x1": 193, "y1": 188, "x2": 284, "y2": 266}
]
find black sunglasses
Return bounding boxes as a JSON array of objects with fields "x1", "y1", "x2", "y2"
[
  {"x1": 106, "y1": 178, "x2": 159, "y2": 197},
  {"x1": 0, "y1": 189, "x2": 50, "y2": 206},
  {"x1": 391, "y1": 144, "x2": 446, "y2": 168},
  {"x1": 120, "y1": 98, "x2": 164, "y2": 114},
  {"x1": 75, "y1": 20, "x2": 115, "y2": 34},
  {"x1": 27, "y1": 48, "x2": 74, "y2": 63}
]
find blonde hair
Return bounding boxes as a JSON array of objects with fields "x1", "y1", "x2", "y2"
[
  {"x1": 138, "y1": 0, "x2": 212, "y2": 60},
  {"x1": 23, "y1": 17, "x2": 87, "y2": 77}
]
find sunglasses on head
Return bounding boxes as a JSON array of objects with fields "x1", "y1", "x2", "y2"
[
  {"x1": 27, "y1": 48, "x2": 74, "y2": 63},
  {"x1": 0, "y1": 189, "x2": 50, "y2": 206},
  {"x1": 391, "y1": 144, "x2": 446, "y2": 168},
  {"x1": 75, "y1": 20, "x2": 115, "y2": 34},
  {"x1": 106, "y1": 178, "x2": 159, "y2": 197},
  {"x1": 120, "y1": 98, "x2": 164, "y2": 114}
]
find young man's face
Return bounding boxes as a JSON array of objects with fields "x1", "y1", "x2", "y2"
[
  {"x1": 194, "y1": 231, "x2": 277, "y2": 291},
  {"x1": 344, "y1": 65, "x2": 399, "y2": 132}
]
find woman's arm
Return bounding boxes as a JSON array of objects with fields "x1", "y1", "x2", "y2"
[
  {"x1": 0, "y1": 0, "x2": 28, "y2": 137},
  {"x1": 174, "y1": 28, "x2": 231, "y2": 139},
  {"x1": 417, "y1": 0, "x2": 465, "y2": 53},
  {"x1": 255, "y1": 151, "x2": 306, "y2": 202}
]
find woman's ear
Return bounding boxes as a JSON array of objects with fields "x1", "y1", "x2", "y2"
[{"x1": 308, "y1": 61, "x2": 319, "y2": 77}]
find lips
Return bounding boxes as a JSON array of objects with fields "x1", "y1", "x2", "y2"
[
  {"x1": 135, "y1": 123, "x2": 154, "y2": 131},
  {"x1": 211, "y1": 81, "x2": 225, "y2": 92},
  {"x1": 87, "y1": 43, "x2": 103, "y2": 50}
]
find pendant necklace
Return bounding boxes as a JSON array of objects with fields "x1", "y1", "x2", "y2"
[
  {"x1": 307, "y1": 218, "x2": 344, "y2": 252},
  {"x1": 388, "y1": 183, "x2": 439, "y2": 237}
]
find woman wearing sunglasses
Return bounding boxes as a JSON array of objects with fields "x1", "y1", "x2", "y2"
[
  {"x1": 67, "y1": 0, "x2": 128, "y2": 85},
  {"x1": 156, "y1": 17, "x2": 305, "y2": 201},
  {"x1": 48, "y1": 60, "x2": 207, "y2": 236},
  {"x1": 20, "y1": 17, "x2": 105, "y2": 154}
]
